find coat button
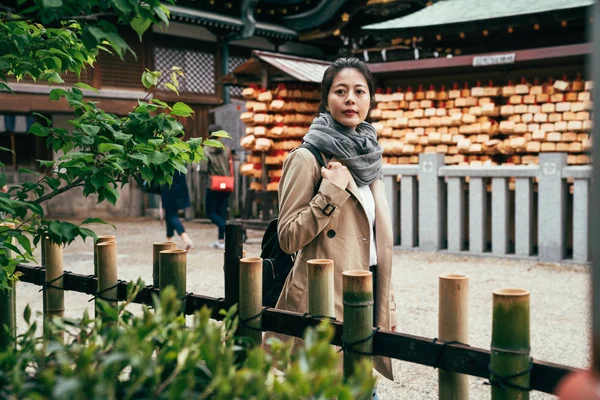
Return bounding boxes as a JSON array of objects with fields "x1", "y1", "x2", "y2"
[{"x1": 327, "y1": 230, "x2": 336, "y2": 238}]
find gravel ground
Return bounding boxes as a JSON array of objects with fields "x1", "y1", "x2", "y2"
[{"x1": 14, "y1": 217, "x2": 590, "y2": 399}]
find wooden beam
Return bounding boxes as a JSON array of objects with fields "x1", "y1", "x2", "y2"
[
  {"x1": 0, "y1": 93, "x2": 139, "y2": 115},
  {"x1": 368, "y1": 43, "x2": 591, "y2": 75}
]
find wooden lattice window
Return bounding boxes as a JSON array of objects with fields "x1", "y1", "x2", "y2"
[
  {"x1": 154, "y1": 46, "x2": 216, "y2": 95},
  {"x1": 228, "y1": 55, "x2": 248, "y2": 98}
]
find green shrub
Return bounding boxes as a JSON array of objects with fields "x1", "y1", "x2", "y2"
[{"x1": 0, "y1": 283, "x2": 375, "y2": 399}]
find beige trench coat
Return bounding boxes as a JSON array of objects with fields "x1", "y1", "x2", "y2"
[{"x1": 265, "y1": 147, "x2": 397, "y2": 380}]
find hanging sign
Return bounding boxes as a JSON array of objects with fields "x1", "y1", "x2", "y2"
[{"x1": 472, "y1": 53, "x2": 516, "y2": 67}]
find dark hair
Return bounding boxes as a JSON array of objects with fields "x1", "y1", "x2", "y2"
[
  {"x1": 208, "y1": 124, "x2": 223, "y2": 134},
  {"x1": 318, "y1": 57, "x2": 376, "y2": 115}
]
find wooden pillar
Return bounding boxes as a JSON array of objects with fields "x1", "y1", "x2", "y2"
[
  {"x1": 153, "y1": 242, "x2": 176, "y2": 287},
  {"x1": 96, "y1": 241, "x2": 118, "y2": 313},
  {"x1": 343, "y1": 270, "x2": 374, "y2": 379},
  {"x1": 438, "y1": 274, "x2": 469, "y2": 400},
  {"x1": 239, "y1": 257, "x2": 262, "y2": 344},
  {"x1": 45, "y1": 238, "x2": 64, "y2": 341},
  {"x1": 307, "y1": 259, "x2": 335, "y2": 318}
]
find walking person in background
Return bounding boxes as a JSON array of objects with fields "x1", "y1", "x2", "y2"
[
  {"x1": 161, "y1": 170, "x2": 193, "y2": 251},
  {"x1": 265, "y1": 58, "x2": 397, "y2": 399},
  {"x1": 201, "y1": 124, "x2": 233, "y2": 250}
]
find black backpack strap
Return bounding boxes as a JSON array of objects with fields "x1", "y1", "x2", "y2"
[
  {"x1": 299, "y1": 142, "x2": 329, "y2": 195},
  {"x1": 300, "y1": 142, "x2": 327, "y2": 168}
]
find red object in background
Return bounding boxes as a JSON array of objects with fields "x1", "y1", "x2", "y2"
[{"x1": 555, "y1": 370, "x2": 600, "y2": 399}]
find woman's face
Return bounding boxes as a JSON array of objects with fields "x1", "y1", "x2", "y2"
[{"x1": 326, "y1": 68, "x2": 371, "y2": 131}]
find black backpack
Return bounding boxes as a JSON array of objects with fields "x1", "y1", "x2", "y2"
[{"x1": 261, "y1": 143, "x2": 327, "y2": 307}]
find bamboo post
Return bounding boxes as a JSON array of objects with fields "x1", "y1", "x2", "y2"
[
  {"x1": 308, "y1": 259, "x2": 335, "y2": 318},
  {"x1": 96, "y1": 241, "x2": 118, "y2": 314},
  {"x1": 94, "y1": 235, "x2": 115, "y2": 276},
  {"x1": 239, "y1": 257, "x2": 263, "y2": 345},
  {"x1": 224, "y1": 222, "x2": 244, "y2": 309},
  {"x1": 45, "y1": 238, "x2": 64, "y2": 342},
  {"x1": 159, "y1": 249, "x2": 187, "y2": 301},
  {"x1": 439, "y1": 274, "x2": 469, "y2": 400},
  {"x1": 343, "y1": 270, "x2": 374, "y2": 379},
  {"x1": 491, "y1": 288, "x2": 531, "y2": 400},
  {"x1": 0, "y1": 222, "x2": 16, "y2": 351},
  {"x1": 153, "y1": 242, "x2": 176, "y2": 287}
]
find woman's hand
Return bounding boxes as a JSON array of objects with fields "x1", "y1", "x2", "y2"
[{"x1": 321, "y1": 162, "x2": 351, "y2": 189}]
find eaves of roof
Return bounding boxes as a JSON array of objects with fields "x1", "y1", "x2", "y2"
[{"x1": 166, "y1": 5, "x2": 298, "y2": 40}]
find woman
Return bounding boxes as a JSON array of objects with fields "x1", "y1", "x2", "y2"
[
  {"x1": 161, "y1": 170, "x2": 193, "y2": 251},
  {"x1": 268, "y1": 58, "x2": 398, "y2": 385},
  {"x1": 202, "y1": 124, "x2": 232, "y2": 250}
]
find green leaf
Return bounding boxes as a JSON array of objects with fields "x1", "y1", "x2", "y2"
[
  {"x1": 49, "y1": 88, "x2": 68, "y2": 101},
  {"x1": 15, "y1": 234, "x2": 32, "y2": 255},
  {"x1": 111, "y1": 0, "x2": 133, "y2": 14},
  {"x1": 0, "y1": 146, "x2": 13, "y2": 153},
  {"x1": 0, "y1": 83, "x2": 13, "y2": 94},
  {"x1": 171, "y1": 71, "x2": 178, "y2": 88},
  {"x1": 29, "y1": 122, "x2": 49, "y2": 137},
  {"x1": 19, "y1": 168, "x2": 39, "y2": 176},
  {"x1": 40, "y1": 71, "x2": 64, "y2": 84},
  {"x1": 78, "y1": 227, "x2": 96, "y2": 240},
  {"x1": 150, "y1": 99, "x2": 170, "y2": 109},
  {"x1": 98, "y1": 143, "x2": 124, "y2": 153},
  {"x1": 203, "y1": 139, "x2": 224, "y2": 148},
  {"x1": 164, "y1": 83, "x2": 179, "y2": 95},
  {"x1": 149, "y1": 151, "x2": 169, "y2": 164},
  {"x1": 80, "y1": 124, "x2": 100, "y2": 136},
  {"x1": 104, "y1": 187, "x2": 119, "y2": 205},
  {"x1": 129, "y1": 154, "x2": 149, "y2": 164},
  {"x1": 74, "y1": 82, "x2": 99, "y2": 93},
  {"x1": 148, "y1": 138, "x2": 163, "y2": 146},
  {"x1": 42, "y1": 0, "x2": 63, "y2": 8},
  {"x1": 0, "y1": 174, "x2": 6, "y2": 189},
  {"x1": 45, "y1": 177, "x2": 60, "y2": 190},
  {"x1": 154, "y1": 5, "x2": 170, "y2": 25},
  {"x1": 32, "y1": 112, "x2": 52, "y2": 126},
  {"x1": 141, "y1": 70, "x2": 158, "y2": 89},
  {"x1": 210, "y1": 130, "x2": 231, "y2": 139},
  {"x1": 50, "y1": 56, "x2": 62, "y2": 71},
  {"x1": 23, "y1": 304, "x2": 31, "y2": 324},
  {"x1": 171, "y1": 102, "x2": 194, "y2": 117},
  {"x1": 130, "y1": 16, "x2": 153, "y2": 41},
  {"x1": 81, "y1": 218, "x2": 115, "y2": 230},
  {"x1": 113, "y1": 131, "x2": 132, "y2": 141}
]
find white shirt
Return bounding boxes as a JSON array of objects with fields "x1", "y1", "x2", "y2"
[{"x1": 357, "y1": 185, "x2": 377, "y2": 267}]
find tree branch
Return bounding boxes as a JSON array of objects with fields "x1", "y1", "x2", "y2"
[{"x1": 34, "y1": 178, "x2": 85, "y2": 204}]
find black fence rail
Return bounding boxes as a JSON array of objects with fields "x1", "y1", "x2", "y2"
[{"x1": 16, "y1": 263, "x2": 575, "y2": 394}]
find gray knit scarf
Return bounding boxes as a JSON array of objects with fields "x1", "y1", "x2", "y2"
[{"x1": 303, "y1": 113, "x2": 383, "y2": 187}]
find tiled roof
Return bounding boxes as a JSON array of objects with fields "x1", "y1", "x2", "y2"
[
  {"x1": 254, "y1": 51, "x2": 330, "y2": 83},
  {"x1": 363, "y1": 0, "x2": 594, "y2": 30}
]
